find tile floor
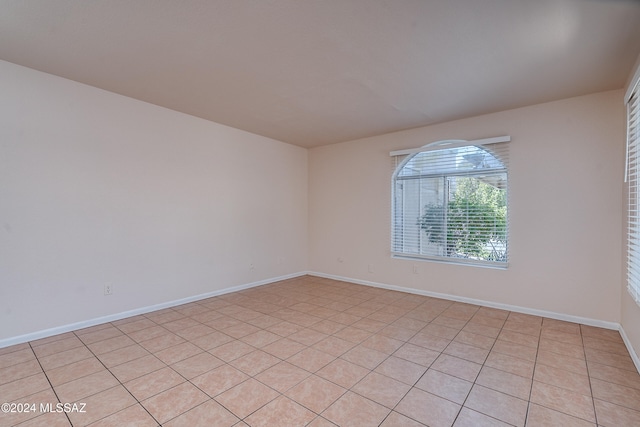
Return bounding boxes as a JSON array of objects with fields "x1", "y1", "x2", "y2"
[{"x1": 1, "y1": 275, "x2": 640, "y2": 426}]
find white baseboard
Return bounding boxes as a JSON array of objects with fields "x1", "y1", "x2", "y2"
[
  {"x1": 307, "y1": 271, "x2": 620, "y2": 330},
  {"x1": 0, "y1": 271, "x2": 307, "y2": 349},
  {"x1": 618, "y1": 326, "x2": 640, "y2": 374}
]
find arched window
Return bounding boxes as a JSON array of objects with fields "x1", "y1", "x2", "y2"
[{"x1": 392, "y1": 139, "x2": 509, "y2": 267}]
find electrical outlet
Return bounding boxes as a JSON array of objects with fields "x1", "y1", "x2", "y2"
[
  {"x1": 368, "y1": 263, "x2": 374, "y2": 273},
  {"x1": 413, "y1": 265, "x2": 419, "y2": 274},
  {"x1": 249, "y1": 263, "x2": 254, "y2": 270},
  {"x1": 104, "y1": 283, "x2": 113, "y2": 296}
]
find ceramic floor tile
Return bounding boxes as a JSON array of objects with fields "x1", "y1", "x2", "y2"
[
  {"x1": 32, "y1": 336, "x2": 85, "y2": 358},
  {"x1": 582, "y1": 336, "x2": 629, "y2": 356},
  {"x1": 88, "y1": 404, "x2": 159, "y2": 427},
  {"x1": 322, "y1": 391, "x2": 391, "y2": 427},
  {"x1": 444, "y1": 341, "x2": 489, "y2": 365},
  {"x1": 587, "y1": 360, "x2": 640, "y2": 390},
  {"x1": 245, "y1": 396, "x2": 316, "y2": 427},
  {"x1": 533, "y1": 363, "x2": 591, "y2": 396},
  {"x1": 584, "y1": 346, "x2": 637, "y2": 372},
  {"x1": 141, "y1": 382, "x2": 209, "y2": 425},
  {"x1": 170, "y1": 352, "x2": 224, "y2": 379},
  {"x1": 230, "y1": 349, "x2": 280, "y2": 376},
  {"x1": 453, "y1": 407, "x2": 511, "y2": 427},
  {"x1": 454, "y1": 331, "x2": 496, "y2": 350},
  {"x1": 484, "y1": 351, "x2": 535, "y2": 379},
  {"x1": 163, "y1": 399, "x2": 239, "y2": 427},
  {"x1": 316, "y1": 358, "x2": 370, "y2": 389},
  {"x1": 491, "y1": 340, "x2": 537, "y2": 362},
  {"x1": 476, "y1": 366, "x2": 532, "y2": 400},
  {"x1": 55, "y1": 370, "x2": 119, "y2": 402},
  {"x1": 114, "y1": 318, "x2": 157, "y2": 334},
  {"x1": 374, "y1": 355, "x2": 427, "y2": 385},
  {"x1": 67, "y1": 385, "x2": 137, "y2": 427},
  {"x1": 593, "y1": 398, "x2": 640, "y2": 427},
  {"x1": 14, "y1": 411, "x2": 72, "y2": 427},
  {"x1": 415, "y1": 369, "x2": 472, "y2": 404},
  {"x1": 539, "y1": 338, "x2": 585, "y2": 360},
  {"x1": 462, "y1": 322, "x2": 501, "y2": 339},
  {"x1": 312, "y1": 336, "x2": 356, "y2": 357},
  {"x1": 38, "y1": 346, "x2": 94, "y2": 371},
  {"x1": 526, "y1": 403, "x2": 596, "y2": 427},
  {"x1": 332, "y1": 326, "x2": 372, "y2": 343},
  {"x1": 262, "y1": 337, "x2": 306, "y2": 359},
  {"x1": 189, "y1": 331, "x2": 234, "y2": 351},
  {"x1": 124, "y1": 366, "x2": 186, "y2": 401},
  {"x1": 0, "y1": 372, "x2": 51, "y2": 401},
  {"x1": 395, "y1": 388, "x2": 460, "y2": 427},
  {"x1": 138, "y1": 333, "x2": 186, "y2": 354},
  {"x1": 465, "y1": 384, "x2": 528, "y2": 426},
  {"x1": 288, "y1": 328, "x2": 329, "y2": 346},
  {"x1": 109, "y1": 354, "x2": 166, "y2": 383},
  {"x1": 432, "y1": 315, "x2": 467, "y2": 331},
  {"x1": 97, "y1": 343, "x2": 150, "y2": 368},
  {"x1": 255, "y1": 361, "x2": 311, "y2": 393},
  {"x1": 76, "y1": 327, "x2": 124, "y2": 345},
  {"x1": 214, "y1": 378, "x2": 279, "y2": 419},
  {"x1": 0, "y1": 343, "x2": 31, "y2": 357},
  {"x1": 540, "y1": 328, "x2": 583, "y2": 347},
  {"x1": 286, "y1": 374, "x2": 346, "y2": 413},
  {"x1": 378, "y1": 324, "x2": 417, "y2": 342},
  {"x1": 497, "y1": 330, "x2": 539, "y2": 349},
  {"x1": 393, "y1": 343, "x2": 440, "y2": 367},
  {"x1": 580, "y1": 325, "x2": 623, "y2": 343},
  {"x1": 0, "y1": 359, "x2": 42, "y2": 386},
  {"x1": 530, "y1": 381, "x2": 596, "y2": 423},
  {"x1": 127, "y1": 325, "x2": 169, "y2": 343},
  {"x1": 87, "y1": 335, "x2": 135, "y2": 355},
  {"x1": 380, "y1": 411, "x2": 427, "y2": 427},
  {"x1": 162, "y1": 318, "x2": 200, "y2": 333},
  {"x1": 590, "y1": 377, "x2": 640, "y2": 411},
  {"x1": 287, "y1": 347, "x2": 336, "y2": 373},
  {"x1": 153, "y1": 342, "x2": 202, "y2": 365},
  {"x1": 0, "y1": 388, "x2": 59, "y2": 426},
  {"x1": 352, "y1": 371, "x2": 411, "y2": 408},
  {"x1": 409, "y1": 332, "x2": 451, "y2": 352},
  {"x1": 340, "y1": 345, "x2": 387, "y2": 370},
  {"x1": 536, "y1": 349, "x2": 588, "y2": 376},
  {"x1": 207, "y1": 340, "x2": 255, "y2": 363},
  {"x1": 239, "y1": 330, "x2": 281, "y2": 348},
  {"x1": 431, "y1": 354, "x2": 482, "y2": 382}
]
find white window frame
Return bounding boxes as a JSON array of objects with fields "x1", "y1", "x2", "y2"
[{"x1": 391, "y1": 136, "x2": 510, "y2": 268}]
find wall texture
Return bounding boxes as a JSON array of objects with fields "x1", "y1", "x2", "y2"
[
  {"x1": 0, "y1": 60, "x2": 308, "y2": 341},
  {"x1": 309, "y1": 90, "x2": 625, "y2": 323}
]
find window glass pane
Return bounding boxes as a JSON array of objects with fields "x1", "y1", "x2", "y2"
[
  {"x1": 398, "y1": 145, "x2": 504, "y2": 178},
  {"x1": 392, "y1": 143, "x2": 508, "y2": 266}
]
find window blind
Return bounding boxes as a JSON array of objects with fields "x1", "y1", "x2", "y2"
[
  {"x1": 627, "y1": 82, "x2": 640, "y2": 304},
  {"x1": 391, "y1": 138, "x2": 510, "y2": 267}
]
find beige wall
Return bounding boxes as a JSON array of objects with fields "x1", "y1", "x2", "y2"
[
  {"x1": 0, "y1": 60, "x2": 308, "y2": 342},
  {"x1": 309, "y1": 90, "x2": 625, "y2": 323}
]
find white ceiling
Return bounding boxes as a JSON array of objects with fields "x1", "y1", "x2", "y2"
[{"x1": 1, "y1": 0, "x2": 640, "y2": 148}]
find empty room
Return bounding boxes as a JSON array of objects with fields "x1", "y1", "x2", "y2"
[{"x1": 2, "y1": 1, "x2": 640, "y2": 426}]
